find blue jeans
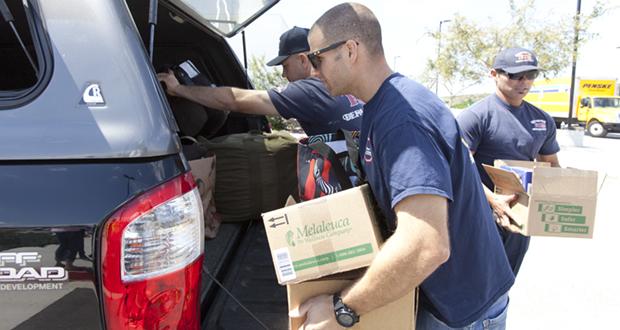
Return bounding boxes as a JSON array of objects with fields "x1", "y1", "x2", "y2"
[{"x1": 416, "y1": 292, "x2": 509, "y2": 330}]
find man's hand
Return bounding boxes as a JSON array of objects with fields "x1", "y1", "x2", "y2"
[
  {"x1": 157, "y1": 70, "x2": 181, "y2": 96},
  {"x1": 490, "y1": 193, "x2": 522, "y2": 233},
  {"x1": 291, "y1": 294, "x2": 344, "y2": 330}
]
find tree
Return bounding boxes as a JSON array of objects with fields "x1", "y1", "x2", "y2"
[
  {"x1": 424, "y1": 0, "x2": 606, "y2": 97},
  {"x1": 249, "y1": 55, "x2": 287, "y2": 90},
  {"x1": 248, "y1": 55, "x2": 301, "y2": 131}
]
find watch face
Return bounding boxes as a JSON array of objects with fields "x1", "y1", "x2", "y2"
[{"x1": 337, "y1": 313, "x2": 355, "y2": 326}]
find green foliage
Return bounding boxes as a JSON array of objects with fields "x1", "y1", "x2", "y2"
[
  {"x1": 424, "y1": 0, "x2": 607, "y2": 96},
  {"x1": 249, "y1": 55, "x2": 287, "y2": 90},
  {"x1": 451, "y1": 96, "x2": 483, "y2": 109},
  {"x1": 248, "y1": 55, "x2": 301, "y2": 131}
]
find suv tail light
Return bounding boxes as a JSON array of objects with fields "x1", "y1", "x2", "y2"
[{"x1": 101, "y1": 172, "x2": 203, "y2": 330}]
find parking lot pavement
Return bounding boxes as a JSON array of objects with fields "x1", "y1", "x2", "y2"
[{"x1": 507, "y1": 132, "x2": 620, "y2": 329}]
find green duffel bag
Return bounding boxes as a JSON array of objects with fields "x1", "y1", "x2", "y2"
[{"x1": 200, "y1": 131, "x2": 298, "y2": 222}]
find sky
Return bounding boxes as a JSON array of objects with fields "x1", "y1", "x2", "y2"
[{"x1": 228, "y1": 0, "x2": 620, "y2": 96}]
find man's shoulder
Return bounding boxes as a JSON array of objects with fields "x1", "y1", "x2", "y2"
[
  {"x1": 290, "y1": 77, "x2": 325, "y2": 90},
  {"x1": 457, "y1": 95, "x2": 495, "y2": 123},
  {"x1": 465, "y1": 95, "x2": 495, "y2": 113}
]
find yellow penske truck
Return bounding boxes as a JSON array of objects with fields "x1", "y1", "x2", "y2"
[{"x1": 525, "y1": 77, "x2": 620, "y2": 137}]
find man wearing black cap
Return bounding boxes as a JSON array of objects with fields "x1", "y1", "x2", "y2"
[
  {"x1": 457, "y1": 47, "x2": 561, "y2": 276},
  {"x1": 157, "y1": 26, "x2": 363, "y2": 135}
]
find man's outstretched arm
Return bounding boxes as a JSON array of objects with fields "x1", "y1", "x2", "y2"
[{"x1": 157, "y1": 71, "x2": 279, "y2": 116}]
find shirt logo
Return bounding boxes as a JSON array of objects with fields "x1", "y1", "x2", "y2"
[
  {"x1": 342, "y1": 109, "x2": 363, "y2": 121},
  {"x1": 514, "y1": 51, "x2": 534, "y2": 64},
  {"x1": 344, "y1": 94, "x2": 360, "y2": 107},
  {"x1": 531, "y1": 119, "x2": 547, "y2": 131},
  {"x1": 364, "y1": 137, "x2": 373, "y2": 163}
]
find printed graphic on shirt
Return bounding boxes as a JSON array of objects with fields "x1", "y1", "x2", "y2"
[
  {"x1": 530, "y1": 119, "x2": 547, "y2": 131},
  {"x1": 363, "y1": 137, "x2": 373, "y2": 163},
  {"x1": 344, "y1": 94, "x2": 360, "y2": 107},
  {"x1": 343, "y1": 108, "x2": 363, "y2": 122}
]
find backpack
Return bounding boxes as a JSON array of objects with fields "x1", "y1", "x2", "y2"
[{"x1": 297, "y1": 130, "x2": 363, "y2": 201}]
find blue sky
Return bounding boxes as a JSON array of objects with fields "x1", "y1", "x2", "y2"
[{"x1": 229, "y1": 0, "x2": 620, "y2": 96}]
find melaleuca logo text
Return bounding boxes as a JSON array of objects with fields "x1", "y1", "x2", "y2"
[
  {"x1": 295, "y1": 218, "x2": 352, "y2": 242},
  {"x1": 286, "y1": 230, "x2": 296, "y2": 247}
]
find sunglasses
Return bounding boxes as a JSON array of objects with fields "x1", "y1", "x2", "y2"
[
  {"x1": 307, "y1": 40, "x2": 347, "y2": 69},
  {"x1": 497, "y1": 69, "x2": 539, "y2": 81}
]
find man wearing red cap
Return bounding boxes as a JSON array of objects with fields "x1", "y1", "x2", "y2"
[{"x1": 158, "y1": 26, "x2": 362, "y2": 135}]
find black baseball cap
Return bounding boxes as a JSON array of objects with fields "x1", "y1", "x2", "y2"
[
  {"x1": 492, "y1": 47, "x2": 539, "y2": 74},
  {"x1": 266, "y1": 26, "x2": 310, "y2": 66}
]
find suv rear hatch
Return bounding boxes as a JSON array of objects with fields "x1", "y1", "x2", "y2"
[{"x1": 0, "y1": 0, "x2": 279, "y2": 329}]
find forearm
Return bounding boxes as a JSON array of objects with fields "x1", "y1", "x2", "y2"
[
  {"x1": 341, "y1": 195, "x2": 450, "y2": 315},
  {"x1": 537, "y1": 153, "x2": 560, "y2": 167},
  {"x1": 173, "y1": 85, "x2": 277, "y2": 116}
]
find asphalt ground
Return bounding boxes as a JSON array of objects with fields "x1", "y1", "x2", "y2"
[{"x1": 507, "y1": 131, "x2": 620, "y2": 329}]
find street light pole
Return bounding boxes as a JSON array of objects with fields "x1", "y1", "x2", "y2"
[
  {"x1": 435, "y1": 19, "x2": 451, "y2": 95},
  {"x1": 567, "y1": 0, "x2": 582, "y2": 129}
]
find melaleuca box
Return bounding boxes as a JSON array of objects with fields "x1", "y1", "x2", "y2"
[
  {"x1": 287, "y1": 270, "x2": 417, "y2": 330},
  {"x1": 261, "y1": 185, "x2": 383, "y2": 285},
  {"x1": 483, "y1": 160, "x2": 598, "y2": 238}
]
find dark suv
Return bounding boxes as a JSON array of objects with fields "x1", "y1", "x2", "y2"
[{"x1": 0, "y1": 1, "x2": 288, "y2": 329}]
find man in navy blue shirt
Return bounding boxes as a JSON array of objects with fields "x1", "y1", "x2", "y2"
[
  {"x1": 158, "y1": 26, "x2": 362, "y2": 135},
  {"x1": 457, "y1": 48, "x2": 561, "y2": 276},
  {"x1": 293, "y1": 3, "x2": 514, "y2": 329}
]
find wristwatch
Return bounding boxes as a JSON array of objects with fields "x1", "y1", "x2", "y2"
[{"x1": 333, "y1": 292, "x2": 359, "y2": 327}]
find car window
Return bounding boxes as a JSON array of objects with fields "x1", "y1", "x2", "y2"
[
  {"x1": 169, "y1": 0, "x2": 279, "y2": 37},
  {"x1": 0, "y1": 0, "x2": 50, "y2": 108},
  {"x1": 594, "y1": 98, "x2": 620, "y2": 108}
]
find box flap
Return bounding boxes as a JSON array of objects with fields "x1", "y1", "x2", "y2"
[
  {"x1": 482, "y1": 164, "x2": 526, "y2": 194},
  {"x1": 494, "y1": 159, "x2": 550, "y2": 169},
  {"x1": 531, "y1": 167, "x2": 598, "y2": 197}
]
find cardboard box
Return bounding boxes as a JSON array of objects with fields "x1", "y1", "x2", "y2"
[
  {"x1": 287, "y1": 271, "x2": 417, "y2": 330},
  {"x1": 483, "y1": 160, "x2": 598, "y2": 238},
  {"x1": 499, "y1": 165, "x2": 533, "y2": 191},
  {"x1": 189, "y1": 155, "x2": 220, "y2": 239},
  {"x1": 261, "y1": 185, "x2": 383, "y2": 284}
]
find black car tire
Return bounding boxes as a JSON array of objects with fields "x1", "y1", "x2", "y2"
[{"x1": 587, "y1": 120, "x2": 607, "y2": 138}]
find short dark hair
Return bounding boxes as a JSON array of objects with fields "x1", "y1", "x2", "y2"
[{"x1": 311, "y1": 2, "x2": 383, "y2": 57}]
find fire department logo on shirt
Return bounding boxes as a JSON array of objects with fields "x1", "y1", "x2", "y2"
[
  {"x1": 364, "y1": 137, "x2": 373, "y2": 163},
  {"x1": 344, "y1": 94, "x2": 360, "y2": 107},
  {"x1": 342, "y1": 109, "x2": 363, "y2": 121},
  {"x1": 530, "y1": 119, "x2": 547, "y2": 131},
  {"x1": 514, "y1": 51, "x2": 534, "y2": 63}
]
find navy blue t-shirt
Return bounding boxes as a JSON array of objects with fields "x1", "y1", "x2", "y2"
[
  {"x1": 360, "y1": 73, "x2": 514, "y2": 327},
  {"x1": 457, "y1": 94, "x2": 560, "y2": 275},
  {"x1": 457, "y1": 94, "x2": 560, "y2": 189},
  {"x1": 267, "y1": 77, "x2": 363, "y2": 135}
]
